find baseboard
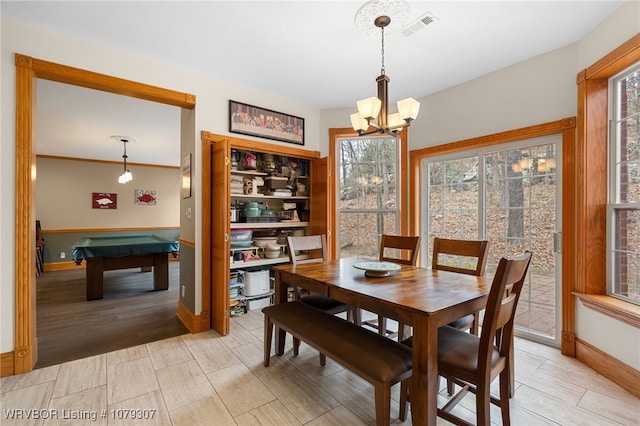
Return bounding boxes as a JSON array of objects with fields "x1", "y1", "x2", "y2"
[
  {"x1": 176, "y1": 301, "x2": 209, "y2": 333},
  {"x1": 44, "y1": 261, "x2": 85, "y2": 272},
  {"x1": 1, "y1": 351, "x2": 15, "y2": 377},
  {"x1": 575, "y1": 337, "x2": 640, "y2": 398}
]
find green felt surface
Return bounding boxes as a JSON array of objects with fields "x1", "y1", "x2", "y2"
[{"x1": 72, "y1": 235, "x2": 179, "y2": 260}]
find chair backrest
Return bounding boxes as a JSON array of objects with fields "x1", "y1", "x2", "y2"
[
  {"x1": 479, "y1": 251, "x2": 532, "y2": 369},
  {"x1": 379, "y1": 235, "x2": 421, "y2": 266},
  {"x1": 432, "y1": 237, "x2": 489, "y2": 276},
  {"x1": 286, "y1": 235, "x2": 328, "y2": 265}
]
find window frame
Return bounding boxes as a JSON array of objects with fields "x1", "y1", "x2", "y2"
[
  {"x1": 573, "y1": 34, "x2": 640, "y2": 330},
  {"x1": 329, "y1": 127, "x2": 409, "y2": 260},
  {"x1": 607, "y1": 62, "x2": 640, "y2": 304}
]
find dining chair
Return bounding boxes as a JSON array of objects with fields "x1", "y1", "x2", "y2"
[
  {"x1": 286, "y1": 235, "x2": 360, "y2": 356},
  {"x1": 362, "y1": 234, "x2": 420, "y2": 340},
  {"x1": 399, "y1": 251, "x2": 532, "y2": 426},
  {"x1": 432, "y1": 237, "x2": 490, "y2": 334},
  {"x1": 432, "y1": 237, "x2": 490, "y2": 394}
]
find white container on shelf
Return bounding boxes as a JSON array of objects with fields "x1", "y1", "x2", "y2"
[
  {"x1": 243, "y1": 269, "x2": 270, "y2": 296},
  {"x1": 246, "y1": 296, "x2": 271, "y2": 311}
]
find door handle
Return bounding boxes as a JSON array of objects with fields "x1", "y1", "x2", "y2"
[{"x1": 553, "y1": 232, "x2": 562, "y2": 254}]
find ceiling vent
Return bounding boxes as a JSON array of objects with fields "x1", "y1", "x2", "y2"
[{"x1": 401, "y1": 11, "x2": 438, "y2": 37}]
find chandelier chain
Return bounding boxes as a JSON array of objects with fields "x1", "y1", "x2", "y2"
[{"x1": 380, "y1": 25, "x2": 385, "y2": 76}]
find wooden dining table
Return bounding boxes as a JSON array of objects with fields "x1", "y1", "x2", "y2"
[{"x1": 272, "y1": 257, "x2": 489, "y2": 426}]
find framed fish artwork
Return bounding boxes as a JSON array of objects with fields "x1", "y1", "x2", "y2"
[
  {"x1": 92, "y1": 192, "x2": 117, "y2": 209},
  {"x1": 135, "y1": 190, "x2": 157, "y2": 206}
]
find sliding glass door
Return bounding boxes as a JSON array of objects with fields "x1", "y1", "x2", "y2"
[{"x1": 422, "y1": 135, "x2": 561, "y2": 345}]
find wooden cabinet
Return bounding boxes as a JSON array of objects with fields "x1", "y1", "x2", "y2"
[{"x1": 202, "y1": 132, "x2": 327, "y2": 335}]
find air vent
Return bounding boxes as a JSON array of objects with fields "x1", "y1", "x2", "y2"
[{"x1": 401, "y1": 11, "x2": 438, "y2": 37}]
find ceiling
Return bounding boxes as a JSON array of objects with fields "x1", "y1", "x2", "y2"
[{"x1": 2, "y1": 1, "x2": 624, "y2": 166}]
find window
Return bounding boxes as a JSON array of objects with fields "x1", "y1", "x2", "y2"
[
  {"x1": 609, "y1": 63, "x2": 640, "y2": 304},
  {"x1": 337, "y1": 135, "x2": 400, "y2": 258}
]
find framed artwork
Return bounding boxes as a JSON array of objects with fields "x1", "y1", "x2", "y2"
[
  {"x1": 135, "y1": 189, "x2": 157, "y2": 206},
  {"x1": 92, "y1": 192, "x2": 117, "y2": 209},
  {"x1": 229, "y1": 100, "x2": 304, "y2": 145},
  {"x1": 181, "y1": 153, "x2": 191, "y2": 198}
]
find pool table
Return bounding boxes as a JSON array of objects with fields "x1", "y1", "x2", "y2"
[{"x1": 72, "y1": 235, "x2": 180, "y2": 300}]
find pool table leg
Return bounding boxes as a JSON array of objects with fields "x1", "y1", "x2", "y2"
[
  {"x1": 153, "y1": 253, "x2": 169, "y2": 291},
  {"x1": 86, "y1": 258, "x2": 104, "y2": 301}
]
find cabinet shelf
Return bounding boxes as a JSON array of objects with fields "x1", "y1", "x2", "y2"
[
  {"x1": 230, "y1": 194, "x2": 309, "y2": 200},
  {"x1": 231, "y1": 170, "x2": 267, "y2": 176},
  {"x1": 230, "y1": 255, "x2": 290, "y2": 269},
  {"x1": 230, "y1": 221, "x2": 309, "y2": 230}
]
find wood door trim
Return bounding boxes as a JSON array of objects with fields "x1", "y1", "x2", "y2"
[{"x1": 13, "y1": 53, "x2": 195, "y2": 375}]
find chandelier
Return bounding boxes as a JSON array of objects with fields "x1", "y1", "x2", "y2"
[
  {"x1": 350, "y1": 14, "x2": 420, "y2": 137},
  {"x1": 112, "y1": 135, "x2": 133, "y2": 184}
]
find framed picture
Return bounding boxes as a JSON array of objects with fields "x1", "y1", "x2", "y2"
[
  {"x1": 229, "y1": 100, "x2": 304, "y2": 145},
  {"x1": 92, "y1": 192, "x2": 117, "y2": 209},
  {"x1": 181, "y1": 153, "x2": 192, "y2": 198},
  {"x1": 135, "y1": 190, "x2": 157, "y2": 206}
]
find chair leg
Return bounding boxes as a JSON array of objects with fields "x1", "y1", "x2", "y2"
[
  {"x1": 471, "y1": 311, "x2": 480, "y2": 335},
  {"x1": 446, "y1": 377, "x2": 455, "y2": 395},
  {"x1": 500, "y1": 370, "x2": 511, "y2": 426},
  {"x1": 293, "y1": 336, "x2": 300, "y2": 356},
  {"x1": 374, "y1": 383, "x2": 391, "y2": 426},
  {"x1": 476, "y1": 381, "x2": 491, "y2": 426},
  {"x1": 509, "y1": 338, "x2": 515, "y2": 397},
  {"x1": 264, "y1": 315, "x2": 273, "y2": 367},
  {"x1": 347, "y1": 307, "x2": 362, "y2": 325},
  {"x1": 399, "y1": 379, "x2": 410, "y2": 421},
  {"x1": 378, "y1": 315, "x2": 387, "y2": 336}
]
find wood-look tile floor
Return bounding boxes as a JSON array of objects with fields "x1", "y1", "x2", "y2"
[{"x1": 2, "y1": 309, "x2": 638, "y2": 425}]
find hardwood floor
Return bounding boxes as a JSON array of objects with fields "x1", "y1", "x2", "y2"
[
  {"x1": 2, "y1": 308, "x2": 638, "y2": 425},
  {"x1": 35, "y1": 261, "x2": 188, "y2": 368}
]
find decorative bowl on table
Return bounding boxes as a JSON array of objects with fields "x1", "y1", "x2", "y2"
[{"x1": 353, "y1": 261, "x2": 401, "y2": 277}]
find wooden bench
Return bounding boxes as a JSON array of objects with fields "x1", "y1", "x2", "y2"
[{"x1": 263, "y1": 301, "x2": 413, "y2": 426}]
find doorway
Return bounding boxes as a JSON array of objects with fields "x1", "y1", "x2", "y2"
[{"x1": 13, "y1": 54, "x2": 196, "y2": 373}]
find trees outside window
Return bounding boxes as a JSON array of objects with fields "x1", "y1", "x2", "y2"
[{"x1": 337, "y1": 136, "x2": 400, "y2": 258}]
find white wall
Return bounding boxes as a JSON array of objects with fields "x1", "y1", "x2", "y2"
[{"x1": 0, "y1": 20, "x2": 322, "y2": 352}]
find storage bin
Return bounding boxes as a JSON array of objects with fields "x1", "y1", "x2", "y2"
[
  {"x1": 243, "y1": 269, "x2": 270, "y2": 296},
  {"x1": 246, "y1": 296, "x2": 271, "y2": 310},
  {"x1": 231, "y1": 229, "x2": 252, "y2": 242},
  {"x1": 264, "y1": 176, "x2": 288, "y2": 190}
]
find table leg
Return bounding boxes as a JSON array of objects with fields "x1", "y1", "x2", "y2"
[
  {"x1": 86, "y1": 258, "x2": 104, "y2": 300},
  {"x1": 410, "y1": 315, "x2": 438, "y2": 426},
  {"x1": 153, "y1": 253, "x2": 169, "y2": 291},
  {"x1": 273, "y1": 269, "x2": 287, "y2": 355}
]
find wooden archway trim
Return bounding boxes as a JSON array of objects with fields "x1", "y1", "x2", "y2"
[{"x1": 12, "y1": 53, "x2": 195, "y2": 375}]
